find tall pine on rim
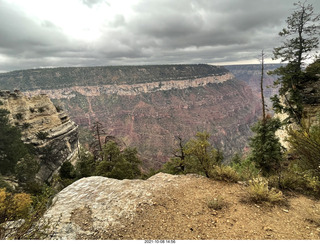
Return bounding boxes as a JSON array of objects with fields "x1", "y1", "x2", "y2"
[{"x1": 270, "y1": 1, "x2": 320, "y2": 125}]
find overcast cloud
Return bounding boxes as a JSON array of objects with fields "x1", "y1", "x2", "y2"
[{"x1": 0, "y1": 0, "x2": 319, "y2": 72}]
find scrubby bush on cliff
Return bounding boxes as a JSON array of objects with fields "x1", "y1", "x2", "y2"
[
  {"x1": 184, "y1": 131, "x2": 223, "y2": 178},
  {"x1": 15, "y1": 154, "x2": 39, "y2": 184},
  {"x1": 95, "y1": 142, "x2": 142, "y2": 180},
  {"x1": 75, "y1": 148, "x2": 96, "y2": 178},
  {"x1": 0, "y1": 109, "x2": 30, "y2": 175},
  {"x1": 0, "y1": 188, "x2": 33, "y2": 223},
  {"x1": 231, "y1": 157, "x2": 260, "y2": 181},
  {"x1": 59, "y1": 161, "x2": 76, "y2": 179},
  {"x1": 162, "y1": 132, "x2": 224, "y2": 178},
  {"x1": 273, "y1": 122, "x2": 320, "y2": 197},
  {"x1": 162, "y1": 158, "x2": 186, "y2": 175}
]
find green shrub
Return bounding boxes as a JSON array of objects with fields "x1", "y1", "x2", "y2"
[
  {"x1": 22, "y1": 122, "x2": 31, "y2": 130},
  {"x1": 184, "y1": 131, "x2": 223, "y2": 178},
  {"x1": 207, "y1": 196, "x2": 226, "y2": 210},
  {"x1": 59, "y1": 161, "x2": 75, "y2": 179},
  {"x1": 231, "y1": 158, "x2": 260, "y2": 181},
  {"x1": 287, "y1": 123, "x2": 320, "y2": 177},
  {"x1": 36, "y1": 131, "x2": 49, "y2": 140},
  {"x1": 15, "y1": 113, "x2": 23, "y2": 120},
  {"x1": 210, "y1": 165, "x2": 240, "y2": 183},
  {"x1": 38, "y1": 107, "x2": 45, "y2": 113},
  {"x1": 15, "y1": 154, "x2": 40, "y2": 184},
  {"x1": 75, "y1": 148, "x2": 96, "y2": 178},
  {"x1": 246, "y1": 177, "x2": 284, "y2": 204},
  {"x1": 161, "y1": 158, "x2": 185, "y2": 175}
]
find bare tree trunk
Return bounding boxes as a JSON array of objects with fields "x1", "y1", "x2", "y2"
[{"x1": 260, "y1": 50, "x2": 266, "y2": 122}]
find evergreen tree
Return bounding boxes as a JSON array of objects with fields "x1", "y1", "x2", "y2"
[
  {"x1": 95, "y1": 141, "x2": 141, "y2": 179},
  {"x1": 184, "y1": 131, "x2": 223, "y2": 178},
  {"x1": 0, "y1": 109, "x2": 29, "y2": 174},
  {"x1": 270, "y1": 1, "x2": 320, "y2": 125},
  {"x1": 249, "y1": 116, "x2": 283, "y2": 176},
  {"x1": 75, "y1": 148, "x2": 96, "y2": 177}
]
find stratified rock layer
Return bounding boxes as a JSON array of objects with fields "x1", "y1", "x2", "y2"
[{"x1": 0, "y1": 90, "x2": 79, "y2": 181}]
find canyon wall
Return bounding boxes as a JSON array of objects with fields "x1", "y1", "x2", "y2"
[{"x1": 0, "y1": 65, "x2": 261, "y2": 168}]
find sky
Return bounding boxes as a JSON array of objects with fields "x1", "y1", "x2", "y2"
[{"x1": 0, "y1": 0, "x2": 320, "y2": 72}]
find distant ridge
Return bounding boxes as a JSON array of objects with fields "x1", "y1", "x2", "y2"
[{"x1": 0, "y1": 64, "x2": 228, "y2": 91}]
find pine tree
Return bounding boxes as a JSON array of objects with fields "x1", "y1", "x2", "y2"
[
  {"x1": 249, "y1": 116, "x2": 283, "y2": 176},
  {"x1": 270, "y1": 1, "x2": 320, "y2": 125},
  {"x1": 0, "y1": 109, "x2": 29, "y2": 174}
]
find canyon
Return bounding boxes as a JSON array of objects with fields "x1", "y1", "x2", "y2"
[{"x1": 0, "y1": 64, "x2": 263, "y2": 168}]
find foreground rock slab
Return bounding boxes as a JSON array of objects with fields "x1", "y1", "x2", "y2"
[
  {"x1": 37, "y1": 173, "x2": 182, "y2": 239},
  {"x1": 36, "y1": 173, "x2": 320, "y2": 240}
]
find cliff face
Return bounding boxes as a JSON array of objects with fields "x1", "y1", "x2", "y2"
[
  {"x1": 0, "y1": 90, "x2": 79, "y2": 182},
  {"x1": 56, "y1": 78, "x2": 259, "y2": 167},
  {"x1": 225, "y1": 64, "x2": 280, "y2": 110},
  {"x1": 0, "y1": 64, "x2": 261, "y2": 167}
]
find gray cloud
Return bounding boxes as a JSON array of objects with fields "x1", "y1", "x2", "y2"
[
  {"x1": 0, "y1": 0, "x2": 319, "y2": 72},
  {"x1": 81, "y1": 0, "x2": 108, "y2": 8}
]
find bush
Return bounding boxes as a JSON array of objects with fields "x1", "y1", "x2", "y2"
[
  {"x1": 161, "y1": 158, "x2": 185, "y2": 175},
  {"x1": 267, "y1": 163, "x2": 320, "y2": 198},
  {"x1": 15, "y1": 154, "x2": 40, "y2": 184},
  {"x1": 184, "y1": 131, "x2": 223, "y2": 178},
  {"x1": 207, "y1": 196, "x2": 226, "y2": 210},
  {"x1": 75, "y1": 149, "x2": 96, "y2": 178},
  {"x1": 287, "y1": 123, "x2": 320, "y2": 177},
  {"x1": 7, "y1": 193, "x2": 33, "y2": 220},
  {"x1": 59, "y1": 161, "x2": 75, "y2": 179},
  {"x1": 232, "y1": 158, "x2": 260, "y2": 181},
  {"x1": 15, "y1": 113, "x2": 23, "y2": 120},
  {"x1": 0, "y1": 188, "x2": 32, "y2": 223},
  {"x1": 210, "y1": 165, "x2": 240, "y2": 183},
  {"x1": 246, "y1": 177, "x2": 284, "y2": 204},
  {"x1": 36, "y1": 131, "x2": 49, "y2": 140}
]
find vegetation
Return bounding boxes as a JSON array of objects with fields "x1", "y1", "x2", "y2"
[
  {"x1": 95, "y1": 142, "x2": 142, "y2": 180},
  {"x1": 35, "y1": 131, "x2": 49, "y2": 140},
  {"x1": 287, "y1": 122, "x2": 320, "y2": 178},
  {"x1": 246, "y1": 177, "x2": 285, "y2": 204},
  {"x1": 162, "y1": 131, "x2": 223, "y2": 178},
  {"x1": 209, "y1": 165, "x2": 240, "y2": 183},
  {"x1": 0, "y1": 1, "x2": 319, "y2": 239},
  {"x1": 0, "y1": 188, "x2": 33, "y2": 222},
  {"x1": 249, "y1": 115, "x2": 284, "y2": 176},
  {"x1": 207, "y1": 196, "x2": 227, "y2": 210},
  {"x1": 0, "y1": 109, "x2": 31, "y2": 175},
  {"x1": 270, "y1": 1, "x2": 320, "y2": 125},
  {"x1": 0, "y1": 64, "x2": 228, "y2": 90}
]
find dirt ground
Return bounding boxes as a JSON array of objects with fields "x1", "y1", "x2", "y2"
[{"x1": 102, "y1": 176, "x2": 320, "y2": 240}]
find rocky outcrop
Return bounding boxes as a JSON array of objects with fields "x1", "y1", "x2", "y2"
[
  {"x1": 0, "y1": 90, "x2": 79, "y2": 182},
  {"x1": 32, "y1": 173, "x2": 320, "y2": 240},
  {"x1": 35, "y1": 173, "x2": 177, "y2": 239}
]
